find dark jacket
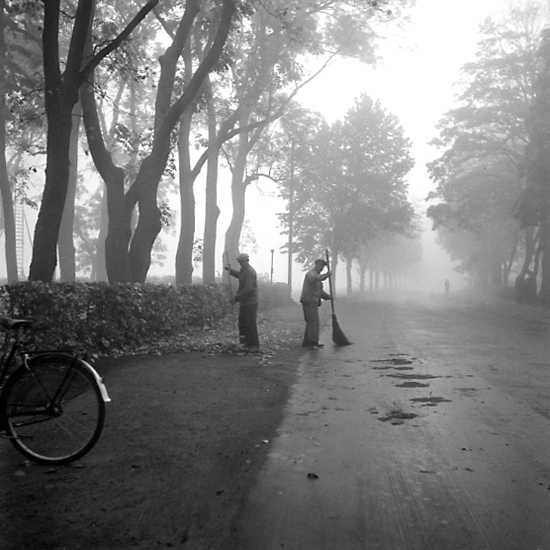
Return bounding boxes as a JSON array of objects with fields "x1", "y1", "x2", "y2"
[
  {"x1": 300, "y1": 269, "x2": 331, "y2": 306},
  {"x1": 229, "y1": 264, "x2": 258, "y2": 305}
]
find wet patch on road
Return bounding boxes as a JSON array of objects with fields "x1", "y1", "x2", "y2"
[
  {"x1": 372, "y1": 357, "x2": 414, "y2": 366},
  {"x1": 373, "y1": 365, "x2": 415, "y2": 372},
  {"x1": 368, "y1": 405, "x2": 419, "y2": 425},
  {"x1": 372, "y1": 357, "x2": 416, "y2": 371},
  {"x1": 389, "y1": 353, "x2": 418, "y2": 361},
  {"x1": 395, "y1": 381, "x2": 430, "y2": 388},
  {"x1": 410, "y1": 396, "x2": 451, "y2": 407},
  {"x1": 386, "y1": 373, "x2": 441, "y2": 380},
  {"x1": 391, "y1": 358, "x2": 415, "y2": 365},
  {"x1": 378, "y1": 408, "x2": 418, "y2": 425},
  {"x1": 378, "y1": 409, "x2": 418, "y2": 426}
]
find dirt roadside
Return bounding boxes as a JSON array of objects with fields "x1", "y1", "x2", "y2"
[{"x1": 0, "y1": 303, "x2": 307, "y2": 550}]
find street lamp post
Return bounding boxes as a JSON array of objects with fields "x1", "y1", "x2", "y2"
[
  {"x1": 270, "y1": 249, "x2": 274, "y2": 284},
  {"x1": 287, "y1": 140, "x2": 295, "y2": 300}
]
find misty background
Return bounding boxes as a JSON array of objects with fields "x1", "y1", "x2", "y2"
[{"x1": 4, "y1": 0, "x2": 549, "y2": 303}]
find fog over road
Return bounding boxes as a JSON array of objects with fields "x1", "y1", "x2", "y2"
[{"x1": 233, "y1": 294, "x2": 550, "y2": 550}]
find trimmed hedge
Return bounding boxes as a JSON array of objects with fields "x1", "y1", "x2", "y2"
[{"x1": 0, "y1": 281, "x2": 291, "y2": 355}]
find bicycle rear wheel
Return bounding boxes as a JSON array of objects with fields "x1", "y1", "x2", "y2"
[{"x1": 1, "y1": 354, "x2": 105, "y2": 465}]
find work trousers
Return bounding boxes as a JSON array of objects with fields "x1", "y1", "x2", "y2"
[
  {"x1": 238, "y1": 303, "x2": 259, "y2": 348},
  {"x1": 301, "y1": 301, "x2": 321, "y2": 346}
]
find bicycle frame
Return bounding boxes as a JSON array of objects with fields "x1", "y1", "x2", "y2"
[
  {"x1": 0, "y1": 326, "x2": 111, "y2": 430},
  {"x1": 7, "y1": 354, "x2": 85, "y2": 426},
  {"x1": 0, "y1": 325, "x2": 31, "y2": 432},
  {"x1": 0, "y1": 324, "x2": 75, "y2": 390},
  {"x1": 0, "y1": 325, "x2": 27, "y2": 390}
]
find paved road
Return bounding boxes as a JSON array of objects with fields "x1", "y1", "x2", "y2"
[{"x1": 233, "y1": 294, "x2": 550, "y2": 550}]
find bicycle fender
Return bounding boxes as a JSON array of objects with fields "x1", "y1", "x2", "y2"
[
  {"x1": 80, "y1": 359, "x2": 111, "y2": 403},
  {"x1": 26, "y1": 353, "x2": 111, "y2": 404}
]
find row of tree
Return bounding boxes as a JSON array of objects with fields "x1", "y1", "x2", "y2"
[
  {"x1": 426, "y1": 0, "x2": 550, "y2": 302},
  {"x1": 2, "y1": 0, "x2": 416, "y2": 285},
  {"x1": 273, "y1": 94, "x2": 419, "y2": 291}
]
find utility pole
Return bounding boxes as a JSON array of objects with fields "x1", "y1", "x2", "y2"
[
  {"x1": 270, "y1": 249, "x2": 274, "y2": 284},
  {"x1": 287, "y1": 140, "x2": 295, "y2": 300}
]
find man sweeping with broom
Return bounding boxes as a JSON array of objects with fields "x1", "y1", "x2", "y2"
[{"x1": 300, "y1": 258, "x2": 333, "y2": 348}]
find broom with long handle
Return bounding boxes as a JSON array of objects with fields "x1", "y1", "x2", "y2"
[
  {"x1": 325, "y1": 250, "x2": 352, "y2": 346},
  {"x1": 225, "y1": 252, "x2": 236, "y2": 337}
]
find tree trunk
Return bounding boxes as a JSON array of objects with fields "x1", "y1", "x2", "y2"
[
  {"x1": 502, "y1": 234, "x2": 518, "y2": 287},
  {"x1": 329, "y1": 249, "x2": 339, "y2": 297},
  {"x1": 128, "y1": 161, "x2": 163, "y2": 283},
  {"x1": 0, "y1": 155, "x2": 17, "y2": 284},
  {"x1": 93, "y1": 188, "x2": 108, "y2": 281},
  {"x1": 104, "y1": 175, "x2": 133, "y2": 283},
  {"x1": 29, "y1": 0, "x2": 94, "y2": 282},
  {"x1": 58, "y1": 102, "x2": 81, "y2": 281},
  {"x1": 203, "y1": 147, "x2": 220, "y2": 284},
  {"x1": 29, "y1": 112, "x2": 73, "y2": 281},
  {"x1": 346, "y1": 257, "x2": 352, "y2": 295},
  {"x1": 176, "y1": 181, "x2": 195, "y2": 285},
  {"x1": 540, "y1": 217, "x2": 550, "y2": 302},
  {"x1": 80, "y1": 70, "x2": 133, "y2": 282},
  {"x1": 224, "y1": 134, "x2": 249, "y2": 264},
  {"x1": 175, "y1": 109, "x2": 195, "y2": 286},
  {"x1": 202, "y1": 78, "x2": 220, "y2": 285},
  {"x1": 222, "y1": 46, "x2": 272, "y2": 267},
  {"x1": 359, "y1": 263, "x2": 366, "y2": 292},
  {"x1": 515, "y1": 227, "x2": 537, "y2": 302},
  {"x1": 0, "y1": 0, "x2": 17, "y2": 283}
]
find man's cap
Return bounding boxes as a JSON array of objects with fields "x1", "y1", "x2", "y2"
[
  {"x1": 236, "y1": 253, "x2": 249, "y2": 262},
  {"x1": 314, "y1": 258, "x2": 328, "y2": 266}
]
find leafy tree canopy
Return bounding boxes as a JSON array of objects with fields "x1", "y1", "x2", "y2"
[
  {"x1": 278, "y1": 93, "x2": 415, "y2": 265},
  {"x1": 426, "y1": 0, "x2": 547, "y2": 283}
]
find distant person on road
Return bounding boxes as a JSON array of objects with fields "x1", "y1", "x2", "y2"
[
  {"x1": 300, "y1": 259, "x2": 332, "y2": 348},
  {"x1": 225, "y1": 253, "x2": 260, "y2": 353},
  {"x1": 444, "y1": 279, "x2": 450, "y2": 295}
]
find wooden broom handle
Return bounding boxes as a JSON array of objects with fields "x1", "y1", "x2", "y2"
[
  {"x1": 325, "y1": 250, "x2": 336, "y2": 315},
  {"x1": 225, "y1": 251, "x2": 233, "y2": 299}
]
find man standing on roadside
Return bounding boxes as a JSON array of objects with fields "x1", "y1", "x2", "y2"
[
  {"x1": 225, "y1": 253, "x2": 260, "y2": 353},
  {"x1": 300, "y1": 258, "x2": 332, "y2": 348}
]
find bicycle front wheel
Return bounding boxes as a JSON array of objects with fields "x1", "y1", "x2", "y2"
[{"x1": 1, "y1": 355, "x2": 105, "y2": 465}]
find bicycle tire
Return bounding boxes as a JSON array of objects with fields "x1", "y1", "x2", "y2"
[{"x1": 1, "y1": 354, "x2": 105, "y2": 465}]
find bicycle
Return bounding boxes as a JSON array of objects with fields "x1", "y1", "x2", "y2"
[{"x1": 0, "y1": 316, "x2": 110, "y2": 466}]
